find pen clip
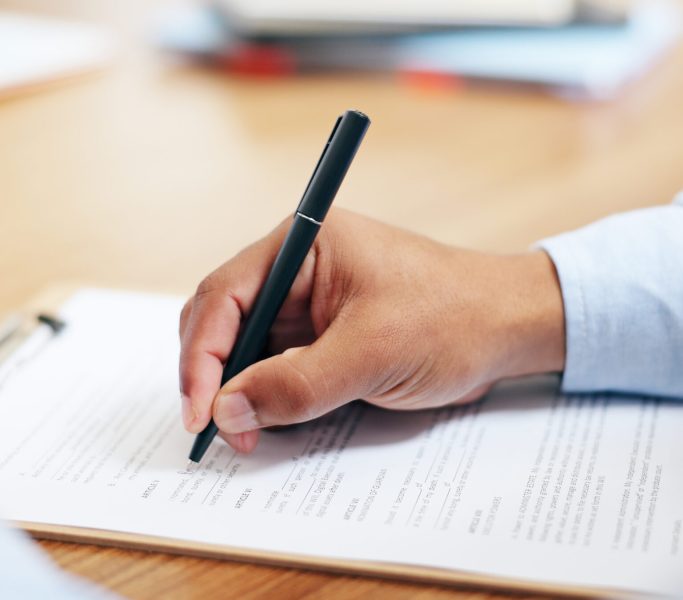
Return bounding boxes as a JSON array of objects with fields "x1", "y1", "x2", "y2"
[{"x1": 296, "y1": 115, "x2": 342, "y2": 217}]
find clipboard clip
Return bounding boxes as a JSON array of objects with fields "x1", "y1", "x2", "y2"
[
  {"x1": 0, "y1": 312, "x2": 67, "y2": 378},
  {"x1": 36, "y1": 314, "x2": 66, "y2": 334},
  {"x1": 0, "y1": 313, "x2": 65, "y2": 347}
]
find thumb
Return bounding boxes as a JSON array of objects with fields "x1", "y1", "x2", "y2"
[{"x1": 212, "y1": 325, "x2": 371, "y2": 435}]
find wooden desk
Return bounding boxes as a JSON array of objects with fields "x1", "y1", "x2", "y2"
[{"x1": 2, "y1": 1, "x2": 683, "y2": 598}]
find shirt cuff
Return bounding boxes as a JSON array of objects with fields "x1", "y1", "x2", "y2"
[
  {"x1": 536, "y1": 231, "x2": 599, "y2": 394},
  {"x1": 536, "y1": 200, "x2": 683, "y2": 398}
]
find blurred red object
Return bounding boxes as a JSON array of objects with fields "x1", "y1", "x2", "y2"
[{"x1": 216, "y1": 44, "x2": 296, "y2": 76}]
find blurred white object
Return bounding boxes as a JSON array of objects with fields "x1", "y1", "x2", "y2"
[
  {"x1": 0, "y1": 12, "x2": 115, "y2": 97},
  {"x1": 0, "y1": 521, "x2": 114, "y2": 599},
  {"x1": 218, "y1": 0, "x2": 577, "y2": 34}
]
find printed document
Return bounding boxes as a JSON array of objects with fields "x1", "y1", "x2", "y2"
[{"x1": 0, "y1": 290, "x2": 681, "y2": 597}]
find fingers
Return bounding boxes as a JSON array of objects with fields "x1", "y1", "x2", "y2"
[
  {"x1": 179, "y1": 291, "x2": 243, "y2": 433},
  {"x1": 212, "y1": 319, "x2": 373, "y2": 445},
  {"x1": 179, "y1": 225, "x2": 291, "y2": 433}
]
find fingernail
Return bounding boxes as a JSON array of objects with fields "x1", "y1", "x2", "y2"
[
  {"x1": 215, "y1": 391, "x2": 259, "y2": 433},
  {"x1": 181, "y1": 393, "x2": 199, "y2": 431}
]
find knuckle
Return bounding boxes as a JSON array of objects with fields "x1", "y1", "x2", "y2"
[
  {"x1": 194, "y1": 273, "x2": 244, "y2": 319},
  {"x1": 195, "y1": 273, "x2": 220, "y2": 298}
]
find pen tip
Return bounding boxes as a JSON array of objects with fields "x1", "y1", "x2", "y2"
[{"x1": 186, "y1": 460, "x2": 198, "y2": 472}]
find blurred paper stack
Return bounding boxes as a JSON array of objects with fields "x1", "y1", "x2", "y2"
[{"x1": 156, "y1": 0, "x2": 682, "y2": 99}]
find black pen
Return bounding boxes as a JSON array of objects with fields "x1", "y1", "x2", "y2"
[{"x1": 188, "y1": 109, "x2": 370, "y2": 465}]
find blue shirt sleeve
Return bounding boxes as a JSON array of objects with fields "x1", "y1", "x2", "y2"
[{"x1": 537, "y1": 193, "x2": 683, "y2": 399}]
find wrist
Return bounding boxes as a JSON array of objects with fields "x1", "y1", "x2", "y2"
[{"x1": 495, "y1": 251, "x2": 566, "y2": 379}]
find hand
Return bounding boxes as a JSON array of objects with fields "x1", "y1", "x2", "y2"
[{"x1": 179, "y1": 208, "x2": 565, "y2": 453}]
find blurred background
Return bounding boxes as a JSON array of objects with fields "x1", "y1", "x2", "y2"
[{"x1": 2, "y1": 0, "x2": 683, "y2": 312}]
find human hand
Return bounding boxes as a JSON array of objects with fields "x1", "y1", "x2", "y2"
[{"x1": 179, "y1": 208, "x2": 565, "y2": 453}]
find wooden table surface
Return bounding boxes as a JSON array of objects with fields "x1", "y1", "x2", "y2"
[{"x1": 2, "y1": 1, "x2": 683, "y2": 598}]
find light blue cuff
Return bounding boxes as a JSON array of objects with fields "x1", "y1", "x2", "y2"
[{"x1": 538, "y1": 199, "x2": 683, "y2": 399}]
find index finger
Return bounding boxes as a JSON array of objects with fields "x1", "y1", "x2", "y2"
[{"x1": 179, "y1": 225, "x2": 288, "y2": 433}]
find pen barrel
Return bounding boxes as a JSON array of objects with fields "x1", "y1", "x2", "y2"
[
  {"x1": 220, "y1": 214, "x2": 320, "y2": 386},
  {"x1": 296, "y1": 110, "x2": 369, "y2": 223}
]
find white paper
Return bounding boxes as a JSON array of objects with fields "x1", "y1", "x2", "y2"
[{"x1": 0, "y1": 289, "x2": 682, "y2": 597}]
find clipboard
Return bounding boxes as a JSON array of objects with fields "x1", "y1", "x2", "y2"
[{"x1": 0, "y1": 286, "x2": 646, "y2": 600}]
